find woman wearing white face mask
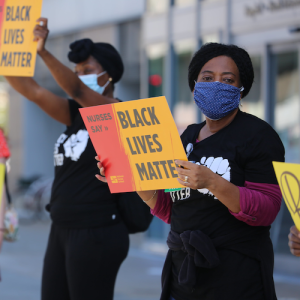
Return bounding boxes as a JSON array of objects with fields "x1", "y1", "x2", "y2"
[{"x1": 4, "y1": 18, "x2": 134, "y2": 300}]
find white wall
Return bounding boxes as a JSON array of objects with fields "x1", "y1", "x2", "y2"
[{"x1": 42, "y1": 0, "x2": 145, "y2": 36}]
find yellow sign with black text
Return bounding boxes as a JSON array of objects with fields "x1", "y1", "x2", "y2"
[
  {"x1": 80, "y1": 97, "x2": 188, "y2": 193},
  {"x1": 0, "y1": 0, "x2": 43, "y2": 76},
  {"x1": 273, "y1": 162, "x2": 300, "y2": 230}
]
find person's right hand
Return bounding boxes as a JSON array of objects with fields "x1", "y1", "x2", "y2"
[
  {"x1": 288, "y1": 225, "x2": 300, "y2": 257},
  {"x1": 95, "y1": 156, "x2": 108, "y2": 183},
  {"x1": 34, "y1": 17, "x2": 49, "y2": 54}
]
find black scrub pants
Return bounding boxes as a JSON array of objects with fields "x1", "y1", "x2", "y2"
[{"x1": 41, "y1": 222, "x2": 129, "y2": 300}]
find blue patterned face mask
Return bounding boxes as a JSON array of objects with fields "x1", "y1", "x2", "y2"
[{"x1": 194, "y1": 81, "x2": 244, "y2": 121}]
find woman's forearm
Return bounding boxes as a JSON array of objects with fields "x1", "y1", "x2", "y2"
[
  {"x1": 38, "y1": 49, "x2": 82, "y2": 99},
  {"x1": 5, "y1": 76, "x2": 41, "y2": 102},
  {"x1": 150, "y1": 190, "x2": 172, "y2": 224},
  {"x1": 207, "y1": 174, "x2": 241, "y2": 213},
  {"x1": 175, "y1": 160, "x2": 241, "y2": 213},
  {"x1": 136, "y1": 190, "x2": 158, "y2": 210}
]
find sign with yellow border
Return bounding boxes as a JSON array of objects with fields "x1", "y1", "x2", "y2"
[
  {"x1": 273, "y1": 162, "x2": 300, "y2": 230},
  {"x1": 0, "y1": 0, "x2": 43, "y2": 76},
  {"x1": 80, "y1": 97, "x2": 187, "y2": 193}
]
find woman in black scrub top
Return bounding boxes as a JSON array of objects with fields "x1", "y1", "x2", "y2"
[{"x1": 5, "y1": 18, "x2": 132, "y2": 300}]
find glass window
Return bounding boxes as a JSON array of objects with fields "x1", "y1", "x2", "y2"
[
  {"x1": 174, "y1": 0, "x2": 196, "y2": 6},
  {"x1": 146, "y1": 44, "x2": 169, "y2": 240},
  {"x1": 273, "y1": 51, "x2": 299, "y2": 254},
  {"x1": 173, "y1": 40, "x2": 197, "y2": 133},
  {"x1": 274, "y1": 51, "x2": 300, "y2": 163},
  {"x1": 147, "y1": 0, "x2": 169, "y2": 13},
  {"x1": 202, "y1": 33, "x2": 219, "y2": 45},
  {"x1": 241, "y1": 56, "x2": 264, "y2": 120},
  {"x1": 147, "y1": 44, "x2": 167, "y2": 98}
]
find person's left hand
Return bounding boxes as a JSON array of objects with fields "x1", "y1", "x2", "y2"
[
  {"x1": 34, "y1": 17, "x2": 49, "y2": 54},
  {"x1": 288, "y1": 225, "x2": 300, "y2": 257},
  {"x1": 175, "y1": 159, "x2": 215, "y2": 190}
]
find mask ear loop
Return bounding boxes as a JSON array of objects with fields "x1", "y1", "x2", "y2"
[
  {"x1": 193, "y1": 80, "x2": 197, "y2": 93},
  {"x1": 101, "y1": 77, "x2": 113, "y2": 90},
  {"x1": 239, "y1": 86, "x2": 244, "y2": 107},
  {"x1": 97, "y1": 71, "x2": 112, "y2": 91},
  {"x1": 97, "y1": 71, "x2": 107, "y2": 78}
]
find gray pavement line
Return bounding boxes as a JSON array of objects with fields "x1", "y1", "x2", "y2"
[
  {"x1": 273, "y1": 273, "x2": 300, "y2": 285},
  {"x1": 128, "y1": 248, "x2": 166, "y2": 262}
]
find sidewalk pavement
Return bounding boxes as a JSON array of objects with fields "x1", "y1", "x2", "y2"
[{"x1": 0, "y1": 222, "x2": 299, "y2": 300}]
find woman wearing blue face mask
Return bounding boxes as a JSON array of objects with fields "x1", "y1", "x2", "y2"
[
  {"x1": 5, "y1": 18, "x2": 133, "y2": 300},
  {"x1": 96, "y1": 43, "x2": 285, "y2": 300}
]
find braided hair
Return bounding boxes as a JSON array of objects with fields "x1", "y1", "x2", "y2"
[{"x1": 188, "y1": 43, "x2": 254, "y2": 98}]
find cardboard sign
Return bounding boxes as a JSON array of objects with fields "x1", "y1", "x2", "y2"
[
  {"x1": 0, "y1": 163, "x2": 5, "y2": 208},
  {"x1": 0, "y1": 0, "x2": 43, "y2": 76},
  {"x1": 273, "y1": 162, "x2": 300, "y2": 230},
  {"x1": 80, "y1": 96, "x2": 187, "y2": 193}
]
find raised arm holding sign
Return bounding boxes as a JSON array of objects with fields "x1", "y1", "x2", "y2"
[
  {"x1": 4, "y1": 15, "x2": 143, "y2": 300},
  {"x1": 5, "y1": 17, "x2": 120, "y2": 125}
]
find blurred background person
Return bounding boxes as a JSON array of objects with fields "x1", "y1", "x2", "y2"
[
  {"x1": 0, "y1": 129, "x2": 11, "y2": 250},
  {"x1": 0, "y1": 128, "x2": 11, "y2": 282}
]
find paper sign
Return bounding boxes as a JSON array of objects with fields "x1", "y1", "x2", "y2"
[
  {"x1": 273, "y1": 162, "x2": 300, "y2": 230},
  {"x1": 80, "y1": 96, "x2": 187, "y2": 193},
  {"x1": 0, "y1": 0, "x2": 43, "y2": 76},
  {"x1": 0, "y1": 163, "x2": 5, "y2": 208}
]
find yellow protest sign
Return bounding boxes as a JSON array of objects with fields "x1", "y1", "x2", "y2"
[
  {"x1": 80, "y1": 96, "x2": 188, "y2": 193},
  {"x1": 0, "y1": 0, "x2": 43, "y2": 76},
  {"x1": 273, "y1": 162, "x2": 300, "y2": 230},
  {"x1": 0, "y1": 163, "x2": 5, "y2": 208}
]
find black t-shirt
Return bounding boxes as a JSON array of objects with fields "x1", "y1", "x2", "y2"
[
  {"x1": 169, "y1": 110, "x2": 284, "y2": 300},
  {"x1": 49, "y1": 100, "x2": 120, "y2": 228}
]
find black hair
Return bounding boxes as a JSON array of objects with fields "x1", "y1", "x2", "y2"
[
  {"x1": 188, "y1": 43, "x2": 254, "y2": 98},
  {"x1": 68, "y1": 38, "x2": 124, "y2": 84}
]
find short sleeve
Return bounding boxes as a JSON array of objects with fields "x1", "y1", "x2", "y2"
[
  {"x1": 243, "y1": 127, "x2": 285, "y2": 184},
  {"x1": 68, "y1": 99, "x2": 82, "y2": 125}
]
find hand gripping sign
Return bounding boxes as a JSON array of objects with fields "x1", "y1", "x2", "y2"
[
  {"x1": 0, "y1": 0, "x2": 43, "y2": 76},
  {"x1": 273, "y1": 162, "x2": 300, "y2": 230},
  {"x1": 80, "y1": 97, "x2": 187, "y2": 193}
]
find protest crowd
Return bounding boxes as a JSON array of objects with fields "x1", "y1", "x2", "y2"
[{"x1": 0, "y1": 1, "x2": 300, "y2": 300}]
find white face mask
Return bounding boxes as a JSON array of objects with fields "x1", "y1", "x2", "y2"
[{"x1": 78, "y1": 71, "x2": 110, "y2": 94}]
